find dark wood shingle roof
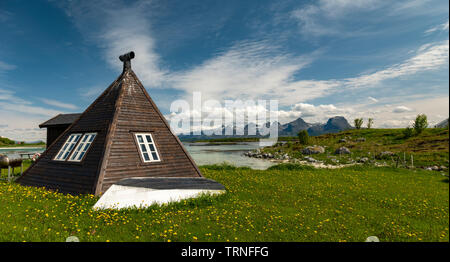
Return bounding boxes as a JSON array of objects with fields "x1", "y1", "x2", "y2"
[{"x1": 39, "y1": 113, "x2": 82, "y2": 128}]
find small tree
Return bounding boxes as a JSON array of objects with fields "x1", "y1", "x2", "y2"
[
  {"x1": 367, "y1": 118, "x2": 374, "y2": 129},
  {"x1": 413, "y1": 114, "x2": 428, "y2": 135},
  {"x1": 297, "y1": 130, "x2": 310, "y2": 145},
  {"x1": 354, "y1": 118, "x2": 363, "y2": 129},
  {"x1": 403, "y1": 126, "x2": 413, "y2": 138}
]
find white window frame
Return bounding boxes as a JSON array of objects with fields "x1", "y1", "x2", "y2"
[
  {"x1": 68, "y1": 133, "x2": 97, "y2": 162},
  {"x1": 54, "y1": 133, "x2": 82, "y2": 161},
  {"x1": 134, "y1": 133, "x2": 161, "y2": 163}
]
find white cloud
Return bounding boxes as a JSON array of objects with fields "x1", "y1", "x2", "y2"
[
  {"x1": 169, "y1": 39, "x2": 448, "y2": 108},
  {"x1": 46, "y1": 0, "x2": 449, "y2": 133},
  {"x1": 291, "y1": 0, "x2": 383, "y2": 37},
  {"x1": 57, "y1": 0, "x2": 167, "y2": 88},
  {"x1": 368, "y1": 96, "x2": 378, "y2": 103},
  {"x1": 344, "y1": 40, "x2": 449, "y2": 88},
  {"x1": 0, "y1": 60, "x2": 16, "y2": 71},
  {"x1": 392, "y1": 106, "x2": 413, "y2": 113},
  {"x1": 77, "y1": 85, "x2": 104, "y2": 101},
  {"x1": 425, "y1": 20, "x2": 449, "y2": 34},
  {"x1": 170, "y1": 40, "x2": 323, "y2": 105},
  {"x1": 0, "y1": 90, "x2": 68, "y2": 141},
  {"x1": 39, "y1": 98, "x2": 78, "y2": 110}
]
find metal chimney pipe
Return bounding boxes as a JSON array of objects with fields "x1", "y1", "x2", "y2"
[{"x1": 119, "y1": 51, "x2": 135, "y2": 71}]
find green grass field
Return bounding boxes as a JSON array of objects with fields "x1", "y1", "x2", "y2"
[{"x1": 0, "y1": 164, "x2": 448, "y2": 242}]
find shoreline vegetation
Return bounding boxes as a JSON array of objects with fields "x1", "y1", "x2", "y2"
[{"x1": 242, "y1": 128, "x2": 449, "y2": 171}]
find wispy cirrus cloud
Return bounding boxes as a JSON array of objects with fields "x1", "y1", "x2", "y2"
[
  {"x1": 169, "y1": 39, "x2": 448, "y2": 107},
  {"x1": 39, "y1": 98, "x2": 78, "y2": 110},
  {"x1": 291, "y1": 0, "x2": 384, "y2": 37},
  {"x1": 344, "y1": 40, "x2": 449, "y2": 88},
  {"x1": 51, "y1": 0, "x2": 448, "y2": 131},
  {"x1": 55, "y1": 0, "x2": 168, "y2": 88},
  {"x1": 425, "y1": 20, "x2": 449, "y2": 34},
  {"x1": 0, "y1": 60, "x2": 17, "y2": 71},
  {"x1": 170, "y1": 40, "x2": 323, "y2": 105}
]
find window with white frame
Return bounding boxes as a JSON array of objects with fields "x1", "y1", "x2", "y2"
[
  {"x1": 68, "y1": 133, "x2": 97, "y2": 162},
  {"x1": 135, "y1": 133, "x2": 160, "y2": 162},
  {"x1": 54, "y1": 133, "x2": 82, "y2": 161}
]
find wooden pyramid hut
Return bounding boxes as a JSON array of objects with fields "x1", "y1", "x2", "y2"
[{"x1": 17, "y1": 51, "x2": 202, "y2": 195}]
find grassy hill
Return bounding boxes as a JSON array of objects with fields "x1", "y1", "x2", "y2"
[
  {"x1": 0, "y1": 136, "x2": 45, "y2": 148},
  {"x1": 0, "y1": 137, "x2": 15, "y2": 147},
  {"x1": 0, "y1": 164, "x2": 448, "y2": 242},
  {"x1": 257, "y1": 128, "x2": 449, "y2": 168}
]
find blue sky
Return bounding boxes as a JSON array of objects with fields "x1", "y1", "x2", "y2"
[{"x1": 0, "y1": 0, "x2": 448, "y2": 141}]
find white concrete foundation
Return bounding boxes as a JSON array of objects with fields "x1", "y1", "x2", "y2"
[{"x1": 93, "y1": 179, "x2": 225, "y2": 210}]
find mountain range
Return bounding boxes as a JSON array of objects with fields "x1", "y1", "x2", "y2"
[
  {"x1": 435, "y1": 118, "x2": 449, "y2": 128},
  {"x1": 178, "y1": 116, "x2": 352, "y2": 140}
]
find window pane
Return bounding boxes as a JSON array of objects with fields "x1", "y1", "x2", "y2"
[
  {"x1": 57, "y1": 151, "x2": 63, "y2": 159},
  {"x1": 65, "y1": 133, "x2": 97, "y2": 162},
  {"x1": 135, "y1": 133, "x2": 160, "y2": 162},
  {"x1": 78, "y1": 151, "x2": 85, "y2": 160},
  {"x1": 71, "y1": 151, "x2": 78, "y2": 160},
  {"x1": 143, "y1": 153, "x2": 150, "y2": 161},
  {"x1": 151, "y1": 152, "x2": 159, "y2": 161},
  {"x1": 63, "y1": 151, "x2": 70, "y2": 159}
]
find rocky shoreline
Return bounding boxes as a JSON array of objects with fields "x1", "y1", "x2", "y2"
[{"x1": 243, "y1": 147, "x2": 448, "y2": 172}]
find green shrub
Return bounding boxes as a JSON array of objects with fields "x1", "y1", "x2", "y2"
[
  {"x1": 367, "y1": 118, "x2": 374, "y2": 129},
  {"x1": 413, "y1": 114, "x2": 428, "y2": 135},
  {"x1": 354, "y1": 118, "x2": 363, "y2": 129},
  {"x1": 403, "y1": 126, "x2": 414, "y2": 138},
  {"x1": 297, "y1": 130, "x2": 310, "y2": 145}
]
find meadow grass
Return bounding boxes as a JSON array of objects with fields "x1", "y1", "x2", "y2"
[{"x1": 0, "y1": 164, "x2": 448, "y2": 242}]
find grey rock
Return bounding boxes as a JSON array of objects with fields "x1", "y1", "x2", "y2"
[
  {"x1": 356, "y1": 137, "x2": 366, "y2": 142},
  {"x1": 335, "y1": 147, "x2": 351, "y2": 154},
  {"x1": 304, "y1": 156, "x2": 317, "y2": 163},
  {"x1": 376, "y1": 151, "x2": 394, "y2": 159},
  {"x1": 302, "y1": 146, "x2": 325, "y2": 154},
  {"x1": 338, "y1": 138, "x2": 347, "y2": 143},
  {"x1": 358, "y1": 157, "x2": 369, "y2": 163}
]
